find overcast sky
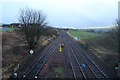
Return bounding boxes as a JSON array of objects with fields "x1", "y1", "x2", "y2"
[{"x1": 0, "y1": 0, "x2": 119, "y2": 28}]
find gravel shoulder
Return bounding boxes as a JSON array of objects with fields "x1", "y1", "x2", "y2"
[{"x1": 38, "y1": 41, "x2": 74, "y2": 78}]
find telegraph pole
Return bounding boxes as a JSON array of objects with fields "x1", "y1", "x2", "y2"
[
  {"x1": 118, "y1": 1, "x2": 120, "y2": 19},
  {"x1": 118, "y1": 1, "x2": 120, "y2": 78}
]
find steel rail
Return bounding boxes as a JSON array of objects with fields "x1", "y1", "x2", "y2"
[
  {"x1": 22, "y1": 36, "x2": 62, "y2": 79},
  {"x1": 64, "y1": 34, "x2": 87, "y2": 79},
  {"x1": 34, "y1": 45, "x2": 59, "y2": 78},
  {"x1": 67, "y1": 31, "x2": 109, "y2": 79},
  {"x1": 67, "y1": 35, "x2": 99, "y2": 78},
  {"x1": 64, "y1": 38, "x2": 77, "y2": 80},
  {"x1": 67, "y1": 40, "x2": 87, "y2": 79},
  {"x1": 22, "y1": 45, "x2": 57, "y2": 79}
]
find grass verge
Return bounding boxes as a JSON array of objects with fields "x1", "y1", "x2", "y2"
[{"x1": 54, "y1": 66, "x2": 64, "y2": 77}]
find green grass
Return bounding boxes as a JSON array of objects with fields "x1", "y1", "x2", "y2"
[
  {"x1": 68, "y1": 29, "x2": 101, "y2": 40},
  {"x1": 0, "y1": 28, "x2": 19, "y2": 31},
  {"x1": 54, "y1": 67, "x2": 63, "y2": 74}
]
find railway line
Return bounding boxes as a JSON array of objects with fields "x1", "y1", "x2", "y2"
[
  {"x1": 9, "y1": 30, "x2": 109, "y2": 79},
  {"x1": 63, "y1": 31, "x2": 108, "y2": 79},
  {"x1": 68, "y1": 32, "x2": 108, "y2": 78},
  {"x1": 64, "y1": 35, "x2": 86, "y2": 79},
  {"x1": 20, "y1": 35, "x2": 63, "y2": 79}
]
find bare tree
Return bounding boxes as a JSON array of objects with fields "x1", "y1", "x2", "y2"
[
  {"x1": 116, "y1": 19, "x2": 120, "y2": 37},
  {"x1": 110, "y1": 22, "x2": 119, "y2": 41},
  {"x1": 18, "y1": 8, "x2": 47, "y2": 50}
]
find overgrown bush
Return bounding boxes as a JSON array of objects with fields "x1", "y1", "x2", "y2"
[{"x1": 45, "y1": 27, "x2": 58, "y2": 36}]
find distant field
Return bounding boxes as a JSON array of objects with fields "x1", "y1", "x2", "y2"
[
  {"x1": 68, "y1": 29, "x2": 101, "y2": 40},
  {"x1": 0, "y1": 27, "x2": 18, "y2": 31}
]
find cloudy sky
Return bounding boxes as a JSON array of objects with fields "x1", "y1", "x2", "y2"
[{"x1": 0, "y1": 0, "x2": 119, "y2": 28}]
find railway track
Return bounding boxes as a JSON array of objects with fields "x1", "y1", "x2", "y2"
[
  {"x1": 8, "y1": 30, "x2": 109, "y2": 79},
  {"x1": 64, "y1": 31, "x2": 108, "y2": 79},
  {"x1": 64, "y1": 34, "x2": 86, "y2": 79},
  {"x1": 20, "y1": 36, "x2": 62, "y2": 79}
]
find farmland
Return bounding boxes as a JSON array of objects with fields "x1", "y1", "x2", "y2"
[
  {"x1": 0, "y1": 27, "x2": 18, "y2": 31},
  {"x1": 68, "y1": 29, "x2": 101, "y2": 40}
]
